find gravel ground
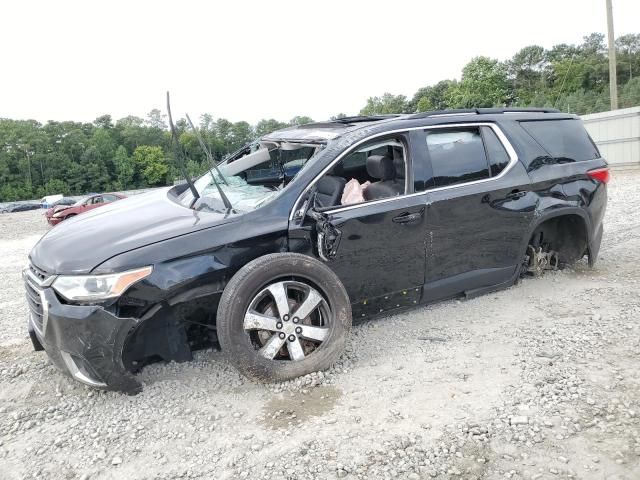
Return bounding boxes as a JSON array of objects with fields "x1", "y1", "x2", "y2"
[{"x1": 1, "y1": 172, "x2": 639, "y2": 480}]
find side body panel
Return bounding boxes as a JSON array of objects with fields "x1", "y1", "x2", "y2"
[
  {"x1": 289, "y1": 195, "x2": 428, "y2": 311},
  {"x1": 500, "y1": 121, "x2": 608, "y2": 265},
  {"x1": 422, "y1": 160, "x2": 535, "y2": 301}
]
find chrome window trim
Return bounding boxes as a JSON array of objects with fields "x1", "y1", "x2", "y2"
[{"x1": 289, "y1": 122, "x2": 519, "y2": 220}]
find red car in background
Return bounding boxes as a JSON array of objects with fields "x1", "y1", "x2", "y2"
[{"x1": 46, "y1": 193, "x2": 126, "y2": 226}]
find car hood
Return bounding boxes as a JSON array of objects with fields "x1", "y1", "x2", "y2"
[
  {"x1": 30, "y1": 188, "x2": 237, "y2": 274},
  {"x1": 48, "y1": 205, "x2": 72, "y2": 215}
]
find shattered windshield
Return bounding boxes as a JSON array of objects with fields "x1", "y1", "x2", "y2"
[
  {"x1": 189, "y1": 174, "x2": 281, "y2": 213},
  {"x1": 178, "y1": 143, "x2": 320, "y2": 213}
]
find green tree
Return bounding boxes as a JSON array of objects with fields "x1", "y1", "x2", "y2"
[
  {"x1": 230, "y1": 121, "x2": 254, "y2": 151},
  {"x1": 409, "y1": 80, "x2": 457, "y2": 112},
  {"x1": 255, "y1": 119, "x2": 288, "y2": 137},
  {"x1": 447, "y1": 57, "x2": 512, "y2": 108},
  {"x1": 114, "y1": 145, "x2": 134, "y2": 190},
  {"x1": 620, "y1": 77, "x2": 640, "y2": 108},
  {"x1": 359, "y1": 93, "x2": 408, "y2": 115},
  {"x1": 133, "y1": 146, "x2": 168, "y2": 186},
  {"x1": 289, "y1": 116, "x2": 314, "y2": 126},
  {"x1": 93, "y1": 114, "x2": 114, "y2": 129},
  {"x1": 508, "y1": 45, "x2": 547, "y2": 105},
  {"x1": 43, "y1": 178, "x2": 70, "y2": 196},
  {"x1": 146, "y1": 109, "x2": 167, "y2": 130},
  {"x1": 616, "y1": 33, "x2": 640, "y2": 82}
]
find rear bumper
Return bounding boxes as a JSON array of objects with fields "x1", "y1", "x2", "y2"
[{"x1": 27, "y1": 286, "x2": 142, "y2": 394}]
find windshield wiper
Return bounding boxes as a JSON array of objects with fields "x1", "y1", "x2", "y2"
[
  {"x1": 185, "y1": 113, "x2": 234, "y2": 212},
  {"x1": 166, "y1": 92, "x2": 200, "y2": 205},
  {"x1": 185, "y1": 113, "x2": 229, "y2": 186}
]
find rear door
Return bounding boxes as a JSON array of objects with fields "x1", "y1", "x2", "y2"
[{"x1": 416, "y1": 123, "x2": 535, "y2": 301}]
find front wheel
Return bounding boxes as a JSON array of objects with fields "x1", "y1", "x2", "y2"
[{"x1": 216, "y1": 253, "x2": 351, "y2": 382}]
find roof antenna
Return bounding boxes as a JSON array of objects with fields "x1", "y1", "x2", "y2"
[{"x1": 166, "y1": 92, "x2": 200, "y2": 204}]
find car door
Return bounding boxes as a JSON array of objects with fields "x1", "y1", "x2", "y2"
[
  {"x1": 289, "y1": 133, "x2": 429, "y2": 316},
  {"x1": 85, "y1": 196, "x2": 102, "y2": 212},
  {"x1": 417, "y1": 123, "x2": 535, "y2": 301}
]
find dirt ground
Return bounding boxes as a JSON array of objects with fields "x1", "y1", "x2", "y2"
[{"x1": 1, "y1": 171, "x2": 639, "y2": 480}]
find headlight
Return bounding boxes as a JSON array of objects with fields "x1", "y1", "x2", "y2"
[{"x1": 52, "y1": 266, "x2": 153, "y2": 302}]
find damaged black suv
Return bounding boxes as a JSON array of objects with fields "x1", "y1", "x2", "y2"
[{"x1": 24, "y1": 108, "x2": 608, "y2": 393}]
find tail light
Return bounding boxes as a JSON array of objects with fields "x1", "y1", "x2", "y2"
[{"x1": 587, "y1": 167, "x2": 610, "y2": 184}]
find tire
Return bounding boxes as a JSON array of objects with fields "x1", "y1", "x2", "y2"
[{"x1": 216, "y1": 253, "x2": 351, "y2": 382}]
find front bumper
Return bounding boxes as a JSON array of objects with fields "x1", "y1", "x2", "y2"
[
  {"x1": 24, "y1": 270, "x2": 142, "y2": 393},
  {"x1": 47, "y1": 216, "x2": 62, "y2": 226}
]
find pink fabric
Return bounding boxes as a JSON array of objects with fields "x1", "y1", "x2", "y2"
[{"x1": 341, "y1": 179, "x2": 371, "y2": 205}]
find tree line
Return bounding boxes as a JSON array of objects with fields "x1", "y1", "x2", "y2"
[
  {"x1": 361, "y1": 33, "x2": 640, "y2": 115},
  {"x1": 1, "y1": 32, "x2": 639, "y2": 202}
]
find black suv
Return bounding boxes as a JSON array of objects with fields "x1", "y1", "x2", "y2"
[{"x1": 24, "y1": 108, "x2": 608, "y2": 393}]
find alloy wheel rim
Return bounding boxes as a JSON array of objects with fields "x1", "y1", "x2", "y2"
[{"x1": 243, "y1": 280, "x2": 331, "y2": 361}]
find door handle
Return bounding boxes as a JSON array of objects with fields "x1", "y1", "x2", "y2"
[
  {"x1": 506, "y1": 190, "x2": 526, "y2": 200},
  {"x1": 392, "y1": 211, "x2": 423, "y2": 224}
]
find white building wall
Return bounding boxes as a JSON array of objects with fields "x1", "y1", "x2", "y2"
[{"x1": 581, "y1": 106, "x2": 640, "y2": 166}]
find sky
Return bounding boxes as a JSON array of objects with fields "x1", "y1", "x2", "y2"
[{"x1": 1, "y1": 0, "x2": 639, "y2": 125}]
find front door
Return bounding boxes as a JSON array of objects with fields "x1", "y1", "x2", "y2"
[
  {"x1": 328, "y1": 196, "x2": 427, "y2": 302},
  {"x1": 289, "y1": 133, "x2": 429, "y2": 317}
]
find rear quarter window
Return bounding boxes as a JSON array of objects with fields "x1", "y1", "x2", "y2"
[{"x1": 520, "y1": 119, "x2": 600, "y2": 162}]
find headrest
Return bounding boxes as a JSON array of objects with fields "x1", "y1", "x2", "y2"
[
  {"x1": 331, "y1": 162, "x2": 345, "y2": 178},
  {"x1": 393, "y1": 155, "x2": 405, "y2": 179},
  {"x1": 366, "y1": 155, "x2": 395, "y2": 180}
]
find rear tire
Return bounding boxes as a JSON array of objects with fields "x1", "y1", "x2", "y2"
[{"x1": 216, "y1": 253, "x2": 351, "y2": 382}]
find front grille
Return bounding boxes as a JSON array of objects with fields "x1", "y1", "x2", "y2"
[
  {"x1": 24, "y1": 263, "x2": 52, "y2": 335},
  {"x1": 25, "y1": 279, "x2": 44, "y2": 331}
]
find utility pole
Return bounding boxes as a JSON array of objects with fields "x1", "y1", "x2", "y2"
[{"x1": 606, "y1": 0, "x2": 618, "y2": 110}]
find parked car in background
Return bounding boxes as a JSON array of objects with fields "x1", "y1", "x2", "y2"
[
  {"x1": 40, "y1": 194, "x2": 64, "y2": 209},
  {"x1": 46, "y1": 193, "x2": 126, "y2": 226},
  {"x1": 0, "y1": 202, "x2": 41, "y2": 214}
]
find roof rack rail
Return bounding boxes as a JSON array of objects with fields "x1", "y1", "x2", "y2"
[
  {"x1": 331, "y1": 114, "x2": 402, "y2": 124},
  {"x1": 409, "y1": 107, "x2": 560, "y2": 119}
]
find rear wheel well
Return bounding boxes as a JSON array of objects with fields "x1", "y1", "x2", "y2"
[{"x1": 528, "y1": 215, "x2": 588, "y2": 265}]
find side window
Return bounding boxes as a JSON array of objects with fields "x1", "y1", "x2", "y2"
[
  {"x1": 481, "y1": 126, "x2": 510, "y2": 176},
  {"x1": 314, "y1": 137, "x2": 407, "y2": 209},
  {"x1": 91, "y1": 196, "x2": 103, "y2": 204},
  {"x1": 520, "y1": 119, "x2": 600, "y2": 162},
  {"x1": 425, "y1": 128, "x2": 489, "y2": 188},
  {"x1": 102, "y1": 194, "x2": 118, "y2": 203}
]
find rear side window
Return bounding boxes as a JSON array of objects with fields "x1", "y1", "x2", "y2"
[
  {"x1": 425, "y1": 128, "x2": 490, "y2": 187},
  {"x1": 481, "y1": 126, "x2": 510, "y2": 176},
  {"x1": 520, "y1": 119, "x2": 600, "y2": 162}
]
